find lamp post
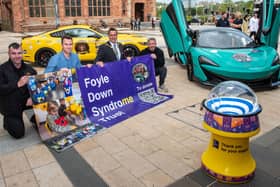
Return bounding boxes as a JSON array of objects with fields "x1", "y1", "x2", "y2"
[{"x1": 54, "y1": 0, "x2": 59, "y2": 28}]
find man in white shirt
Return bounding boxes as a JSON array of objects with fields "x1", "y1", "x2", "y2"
[{"x1": 249, "y1": 13, "x2": 259, "y2": 41}]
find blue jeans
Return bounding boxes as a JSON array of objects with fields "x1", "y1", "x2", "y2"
[{"x1": 155, "y1": 66, "x2": 167, "y2": 86}]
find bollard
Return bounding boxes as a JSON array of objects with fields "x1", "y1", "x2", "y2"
[{"x1": 201, "y1": 81, "x2": 262, "y2": 183}]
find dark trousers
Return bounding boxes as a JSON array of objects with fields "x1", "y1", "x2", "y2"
[
  {"x1": 249, "y1": 31, "x2": 257, "y2": 40},
  {"x1": 2, "y1": 105, "x2": 33, "y2": 139},
  {"x1": 155, "y1": 66, "x2": 167, "y2": 86}
]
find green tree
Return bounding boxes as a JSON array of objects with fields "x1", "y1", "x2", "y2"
[{"x1": 156, "y1": 3, "x2": 166, "y2": 18}]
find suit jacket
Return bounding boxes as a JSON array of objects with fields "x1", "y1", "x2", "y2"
[{"x1": 94, "y1": 41, "x2": 125, "y2": 63}]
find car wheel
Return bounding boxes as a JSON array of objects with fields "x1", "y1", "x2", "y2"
[
  {"x1": 35, "y1": 48, "x2": 55, "y2": 67},
  {"x1": 186, "y1": 55, "x2": 194, "y2": 81},
  {"x1": 123, "y1": 45, "x2": 139, "y2": 57}
]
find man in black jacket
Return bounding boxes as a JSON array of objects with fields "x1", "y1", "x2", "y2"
[
  {"x1": 0, "y1": 42, "x2": 37, "y2": 139},
  {"x1": 94, "y1": 27, "x2": 131, "y2": 67},
  {"x1": 140, "y1": 37, "x2": 168, "y2": 92}
]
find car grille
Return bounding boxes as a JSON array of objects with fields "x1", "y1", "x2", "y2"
[{"x1": 202, "y1": 68, "x2": 280, "y2": 89}]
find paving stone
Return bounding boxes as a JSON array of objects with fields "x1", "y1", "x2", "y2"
[
  {"x1": 0, "y1": 151, "x2": 30, "y2": 177},
  {"x1": 0, "y1": 129, "x2": 6, "y2": 138},
  {"x1": 166, "y1": 105, "x2": 205, "y2": 131},
  {"x1": 133, "y1": 115, "x2": 166, "y2": 129},
  {"x1": 253, "y1": 127, "x2": 280, "y2": 148},
  {"x1": 0, "y1": 179, "x2": 4, "y2": 187},
  {"x1": 0, "y1": 113, "x2": 41, "y2": 156},
  {"x1": 251, "y1": 142, "x2": 280, "y2": 178},
  {"x1": 140, "y1": 169, "x2": 174, "y2": 187},
  {"x1": 178, "y1": 167, "x2": 280, "y2": 187},
  {"x1": 159, "y1": 116, "x2": 187, "y2": 129},
  {"x1": 33, "y1": 162, "x2": 72, "y2": 187},
  {"x1": 108, "y1": 124, "x2": 135, "y2": 139},
  {"x1": 49, "y1": 148, "x2": 108, "y2": 187},
  {"x1": 128, "y1": 123, "x2": 163, "y2": 140},
  {"x1": 82, "y1": 147, "x2": 120, "y2": 174},
  {"x1": 259, "y1": 115, "x2": 280, "y2": 131},
  {"x1": 0, "y1": 163, "x2": 2, "y2": 179},
  {"x1": 182, "y1": 126, "x2": 211, "y2": 142},
  {"x1": 147, "y1": 150, "x2": 193, "y2": 180},
  {"x1": 112, "y1": 148, "x2": 156, "y2": 177},
  {"x1": 120, "y1": 134, "x2": 160, "y2": 156},
  {"x1": 24, "y1": 144, "x2": 55, "y2": 169},
  {"x1": 103, "y1": 167, "x2": 145, "y2": 187},
  {"x1": 180, "y1": 151, "x2": 202, "y2": 170},
  {"x1": 0, "y1": 115, "x2": 6, "y2": 138},
  {"x1": 94, "y1": 132, "x2": 128, "y2": 154},
  {"x1": 150, "y1": 135, "x2": 193, "y2": 159},
  {"x1": 153, "y1": 122, "x2": 194, "y2": 142},
  {"x1": 181, "y1": 136, "x2": 208, "y2": 153},
  {"x1": 74, "y1": 138, "x2": 99, "y2": 154},
  {"x1": 5, "y1": 170, "x2": 38, "y2": 187},
  {"x1": 137, "y1": 127, "x2": 162, "y2": 140},
  {"x1": 270, "y1": 137, "x2": 280, "y2": 154}
]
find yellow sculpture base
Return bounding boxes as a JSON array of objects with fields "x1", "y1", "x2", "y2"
[{"x1": 201, "y1": 122, "x2": 259, "y2": 183}]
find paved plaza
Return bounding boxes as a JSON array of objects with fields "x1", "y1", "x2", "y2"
[{"x1": 0, "y1": 26, "x2": 280, "y2": 187}]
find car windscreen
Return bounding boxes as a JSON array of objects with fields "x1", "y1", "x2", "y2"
[
  {"x1": 196, "y1": 29, "x2": 255, "y2": 49},
  {"x1": 51, "y1": 28, "x2": 102, "y2": 39}
]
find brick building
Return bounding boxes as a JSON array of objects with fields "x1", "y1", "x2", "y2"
[{"x1": 0, "y1": 0, "x2": 156, "y2": 32}]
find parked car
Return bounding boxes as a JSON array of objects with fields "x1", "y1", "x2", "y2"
[
  {"x1": 160, "y1": 0, "x2": 280, "y2": 89},
  {"x1": 22, "y1": 25, "x2": 148, "y2": 66}
]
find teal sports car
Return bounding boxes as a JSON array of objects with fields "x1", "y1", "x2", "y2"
[{"x1": 160, "y1": 0, "x2": 280, "y2": 88}]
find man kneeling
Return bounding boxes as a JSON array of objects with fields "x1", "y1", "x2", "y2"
[{"x1": 0, "y1": 43, "x2": 37, "y2": 139}]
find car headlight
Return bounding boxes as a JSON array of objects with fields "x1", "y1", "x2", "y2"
[
  {"x1": 199, "y1": 56, "x2": 219, "y2": 66},
  {"x1": 272, "y1": 54, "x2": 280, "y2": 66}
]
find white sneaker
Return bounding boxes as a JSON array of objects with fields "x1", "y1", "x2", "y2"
[{"x1": 159, "y1": 84, "x2": 168, "y2": 92}]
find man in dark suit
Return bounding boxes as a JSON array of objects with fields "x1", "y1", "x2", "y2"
[{"x1": 94, "y1": 27, "x2": 131, "y2": 67}]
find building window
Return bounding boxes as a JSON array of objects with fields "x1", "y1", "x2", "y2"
[
  {"x1": 29, "y1": 0, "x2": 55, "y2": 17},
  {"x1": 65, "y1": 0, "x2": 82, "y2": 17},
  {"x1": 88, "y1": 0, "x2": 110, "y2": 16}
]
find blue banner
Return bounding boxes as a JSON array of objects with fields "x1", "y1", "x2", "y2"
[{"x1": 77, "y1": 55, "x2": 173, "y2": 128}]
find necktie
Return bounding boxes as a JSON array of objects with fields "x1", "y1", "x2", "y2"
[{"x1": 113, "y1": 43, "x2": 119, "y2": 60}]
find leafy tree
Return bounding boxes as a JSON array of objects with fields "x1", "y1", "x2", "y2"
[{"x1": 156, "y1": 0, "x2": 254, "y2": 20}]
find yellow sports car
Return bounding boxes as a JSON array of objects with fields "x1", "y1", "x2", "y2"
[{"x1": 21, "y1": 25, "x2": 148, "y2": 66}]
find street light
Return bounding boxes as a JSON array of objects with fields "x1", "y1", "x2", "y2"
[{"x1": 54, "y1": 0, "x2": 60, "y2": 28}]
